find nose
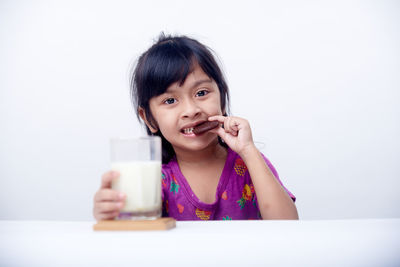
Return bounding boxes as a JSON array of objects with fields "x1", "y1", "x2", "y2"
[{"x1": 180, "y1": 98, "x2": 201, "y2": 119}]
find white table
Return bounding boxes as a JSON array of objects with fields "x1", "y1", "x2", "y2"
[{"x1": 1, "y1": 219, "x2": 399, "y2": 267}]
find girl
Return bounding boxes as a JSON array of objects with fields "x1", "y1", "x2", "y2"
[{"x1": 93, "y1": 34, "x2": 298, "y2": 221}]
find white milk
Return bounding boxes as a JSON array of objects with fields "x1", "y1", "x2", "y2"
[{"x1": 111, "y1": 161, "x2": 161, "y2": 212}]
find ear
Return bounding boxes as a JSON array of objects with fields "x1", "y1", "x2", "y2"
[{"x1": 138, "y1": 107, "x2": 158, "y2": 133}]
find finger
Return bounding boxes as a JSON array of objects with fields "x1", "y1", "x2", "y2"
[
  {"x1": 96, "y1": 201, "x2": 125, "y2": 213},
  {"x1": 210, "y1": 126, "x2": 229, "y2": 141},
  {"x1": 227, "y1": 117, "x2": 245, "y2": 135},
  {"x1": 97, "y1": 210, "x2": 120, "y2": 221},
  {"x1": 222, "y1": 117, "x2": 230, "y2": 132},
  {"x1": 208, "y1": 115, "x2": 226, "y2": 123},
  {"x1": 100, "y1": 171, "x2": 120, "y2": 189},
  {"x1": 228, "y1": 118, "x2": 240, "y2": 135},
  {"x1": 224, "y1": 117, "x2": 238, "y2": 136},
  {"x1": 94, "y1": 189, "x2": 125, "y2": 202}
]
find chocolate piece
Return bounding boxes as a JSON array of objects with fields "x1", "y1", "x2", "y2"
[{"x1": 193, "y1": 121, "x2": 220, "y2": 135}]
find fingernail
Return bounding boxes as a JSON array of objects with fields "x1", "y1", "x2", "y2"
[
  {"x1": 117, "y1": 202, "x2": 123, "y2": 208},
  {"x1": 119, "y1": 193, "x2": 126, "y2": 200}
]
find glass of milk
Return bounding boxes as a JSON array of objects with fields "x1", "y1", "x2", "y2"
[{"x1": 110, "y1": 136, "x2": 162, "y2": 220}]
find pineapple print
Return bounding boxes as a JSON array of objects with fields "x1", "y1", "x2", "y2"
[
  {"x1": 222, "y1": 216, "x2": 232, "y2": 220},
  {"x1": 170, "y1": 175, "x2": 180, "y2": 195},
  {"x1": 195, "y1": 208, "x2": 212, "y2": 220},
  {"x1": 234, "y1": 158, "x2": 247, "y2": 176},
  {"x1": 237, "y1": 184, "x2": 253, "y2": 209}
]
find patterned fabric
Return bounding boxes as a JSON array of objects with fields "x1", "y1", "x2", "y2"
[{"x1": 161, "y1": 148, "x2": 295, "y2": 220}]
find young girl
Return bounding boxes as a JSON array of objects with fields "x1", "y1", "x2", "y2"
[{"x1": 93, "y1": 34, "x2": 298, "y2": 221}]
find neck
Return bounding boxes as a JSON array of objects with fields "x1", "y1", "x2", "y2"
[{"x1": 174, "y1": 139, "x2": 228, "y2": 168}]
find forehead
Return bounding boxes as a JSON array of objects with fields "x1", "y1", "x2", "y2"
[{"x1": 166, "y1": 64, "x2": 215, "y2": 93}]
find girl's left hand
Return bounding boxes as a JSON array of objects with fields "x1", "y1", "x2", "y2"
[{"x1": 208, "y1": 115, "x2": 256, "y2": 157}]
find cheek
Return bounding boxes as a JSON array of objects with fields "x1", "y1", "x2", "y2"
[
  {"x1": 210, "y1": 98, "x2": 223, "y2": 114},
  {"x1": 153, "y1": 112, "x2": 175, "y2": 134},
  {"x1": 211, "y1": 90, "x2": 223, "y2": 114}
]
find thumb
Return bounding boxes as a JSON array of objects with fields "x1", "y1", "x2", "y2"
[{"x1": 210, "y1": 126, "x2": 229, "y2": 142}]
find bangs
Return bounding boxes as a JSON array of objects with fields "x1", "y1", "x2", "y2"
[{"x1": 142, "y1": 42, "x2": 196, "y2": 98}]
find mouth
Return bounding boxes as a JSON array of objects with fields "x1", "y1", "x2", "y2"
[
  {"x1": 182, "y1": 127, "x2": 195, "y2": 134},
  {"x1": 180, "y1": 121, "x2": 206, "y2": 135}
]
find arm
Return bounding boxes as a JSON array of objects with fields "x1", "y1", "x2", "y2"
[
  {"x1": 209, "y1": 115, "x2": 298, "y2": 220},
  {"x1": 240, "y1": 145, "x2": 298, "y2": 219}
]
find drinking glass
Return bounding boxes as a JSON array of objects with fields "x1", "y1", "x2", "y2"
[{"x1": 110, "y1": 136, "x2": 162, "y2": 220}]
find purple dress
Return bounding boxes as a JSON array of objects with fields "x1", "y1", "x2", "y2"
[{"x1": 161, "y1": 147, "x2": 295, "y2": 220}]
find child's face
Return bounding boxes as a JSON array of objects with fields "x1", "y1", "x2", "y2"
[{"x1": 146, "y1": 63, "x2": 224, "y2": 153}]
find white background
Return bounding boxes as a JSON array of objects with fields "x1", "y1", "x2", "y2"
[{"x1": 0, "y1": 0, "x2": 399, "y2": 220}]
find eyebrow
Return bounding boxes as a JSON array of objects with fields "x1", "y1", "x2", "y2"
[
  {"x1": 190, "y1": 78, "x2": 213, "y2": 89},
  {"x1": 166, "y1": 78, "x2": 213, "y2": 93}
]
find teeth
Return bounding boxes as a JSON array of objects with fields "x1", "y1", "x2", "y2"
[{"x1": 183, "y1": 128, "x2": 194, "y2": 134}]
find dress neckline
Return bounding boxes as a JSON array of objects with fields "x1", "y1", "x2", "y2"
[{"x1": 170, "y1": 147, "x2": 235, "y2": 210}]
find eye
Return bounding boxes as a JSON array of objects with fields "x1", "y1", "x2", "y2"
[
  {"x1": 196, "y1": 89, "x2": 209, "y2": 97},
  {"x1": 164, "y1": 98, "x2": 176, "y2": 105}
]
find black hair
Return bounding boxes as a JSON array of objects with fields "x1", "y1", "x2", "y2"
[{"x1": 130, "y1": 33, "x2": 230, "y2": 164}]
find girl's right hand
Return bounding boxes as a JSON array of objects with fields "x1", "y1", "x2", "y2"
[{"x1": 93, "y1": 170, "x2": 126, "y2": 221}]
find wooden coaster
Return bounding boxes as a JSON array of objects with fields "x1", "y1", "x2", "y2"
[{"x1": 93, "y1": 217, "x2": 176, "y2": 231}]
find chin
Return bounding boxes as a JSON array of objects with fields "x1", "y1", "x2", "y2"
[{"x1": 174, "y1": 136, "x2": 219, "y2": 152}]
